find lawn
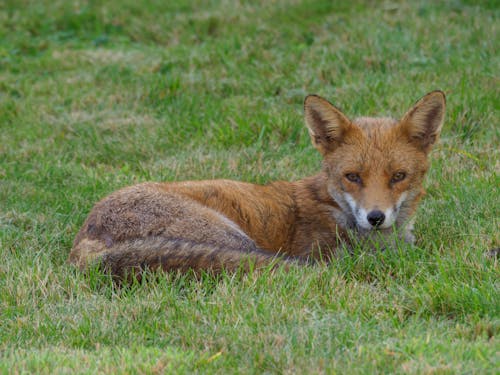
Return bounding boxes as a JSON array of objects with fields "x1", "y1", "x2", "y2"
[{"x1": 0, "y1": 0, "x2": 498, "y2": 373}]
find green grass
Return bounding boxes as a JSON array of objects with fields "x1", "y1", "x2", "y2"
[{"x1": 1, "y1": 0, "x2": 498, "y2": 373}]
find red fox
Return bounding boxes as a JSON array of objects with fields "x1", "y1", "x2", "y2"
[{"x1": 69, "y1": 91, "x2": 446, "y2": 277}]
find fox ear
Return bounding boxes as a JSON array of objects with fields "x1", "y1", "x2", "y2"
[
  {"x1": 304, "y1": 95, "x2": 352, "y2": 155},
  {"x1": 400, "y1": 91, "x2": 446, "y2": 152}
]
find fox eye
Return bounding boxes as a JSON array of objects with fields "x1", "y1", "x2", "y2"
[
  {"x1": 391, "y1": 172, "x2": 406, "y2": 183},
  {"x1": 345, "y1": 173, "x2": 362, "y2": 184}
]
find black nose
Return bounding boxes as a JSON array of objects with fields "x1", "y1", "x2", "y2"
[{"x1": 367, "y1": 210, "x2": 385, "y2": 227}]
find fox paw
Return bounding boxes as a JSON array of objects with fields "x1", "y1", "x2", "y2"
[{"x1": 403, "y1": 230, "x2": 415, "y2": 244}]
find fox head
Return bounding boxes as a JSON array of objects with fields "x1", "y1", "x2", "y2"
[{"x1": 304, "y1": 91, "x2": 446, "y2": 232}]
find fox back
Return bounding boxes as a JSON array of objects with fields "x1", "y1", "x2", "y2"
[{"x1": 70, "y1": 91, "x2": 446, "y2": 277}]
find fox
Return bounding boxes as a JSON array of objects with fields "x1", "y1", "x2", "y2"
[{"x1": 69, "y1": 91, "x2": 446, "y2": 277}]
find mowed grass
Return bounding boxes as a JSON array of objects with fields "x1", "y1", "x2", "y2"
[{"x1": 0, "y1": 0, "x2": 498, "y2": 373}]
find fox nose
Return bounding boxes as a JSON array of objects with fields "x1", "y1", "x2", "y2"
[{"x1": 367, "y1": 210, "x2": 385, "y2": 227}]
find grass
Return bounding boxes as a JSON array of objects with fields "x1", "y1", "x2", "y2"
[{"x1": 0, "y1": 0, "x2": 498, "y2": 373}]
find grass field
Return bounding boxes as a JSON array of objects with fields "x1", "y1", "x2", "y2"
[{"x1": 0, "y1": 0, "x2": 499, "y2": 373}]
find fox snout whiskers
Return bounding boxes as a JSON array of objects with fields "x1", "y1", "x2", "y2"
[
  {"x1": 342, "y1": 193, "x2": 400, "y2": 230},
  {"x1": 355, "y1": 206, "x2": 396, "y2": 231}
]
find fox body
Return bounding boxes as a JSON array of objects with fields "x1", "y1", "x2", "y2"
[{"x1": 70, "y1": 91, "x2": 446, "y2": 276}]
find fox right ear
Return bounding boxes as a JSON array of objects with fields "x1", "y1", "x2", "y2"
[
  {"x1": 400, "y1": 90, "x2": 446, "y2": 153},
  {"x1": 304, "y1": 95, "x2": 352, "y2": 155}
]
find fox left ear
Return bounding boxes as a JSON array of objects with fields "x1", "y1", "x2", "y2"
[{"x1": 400, "y1": 90, "x2": 446, "y2": 153}]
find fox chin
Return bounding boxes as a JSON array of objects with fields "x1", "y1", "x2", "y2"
[{"x1": 70, "y1": 91, "x2": 446, "y2": 277}]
